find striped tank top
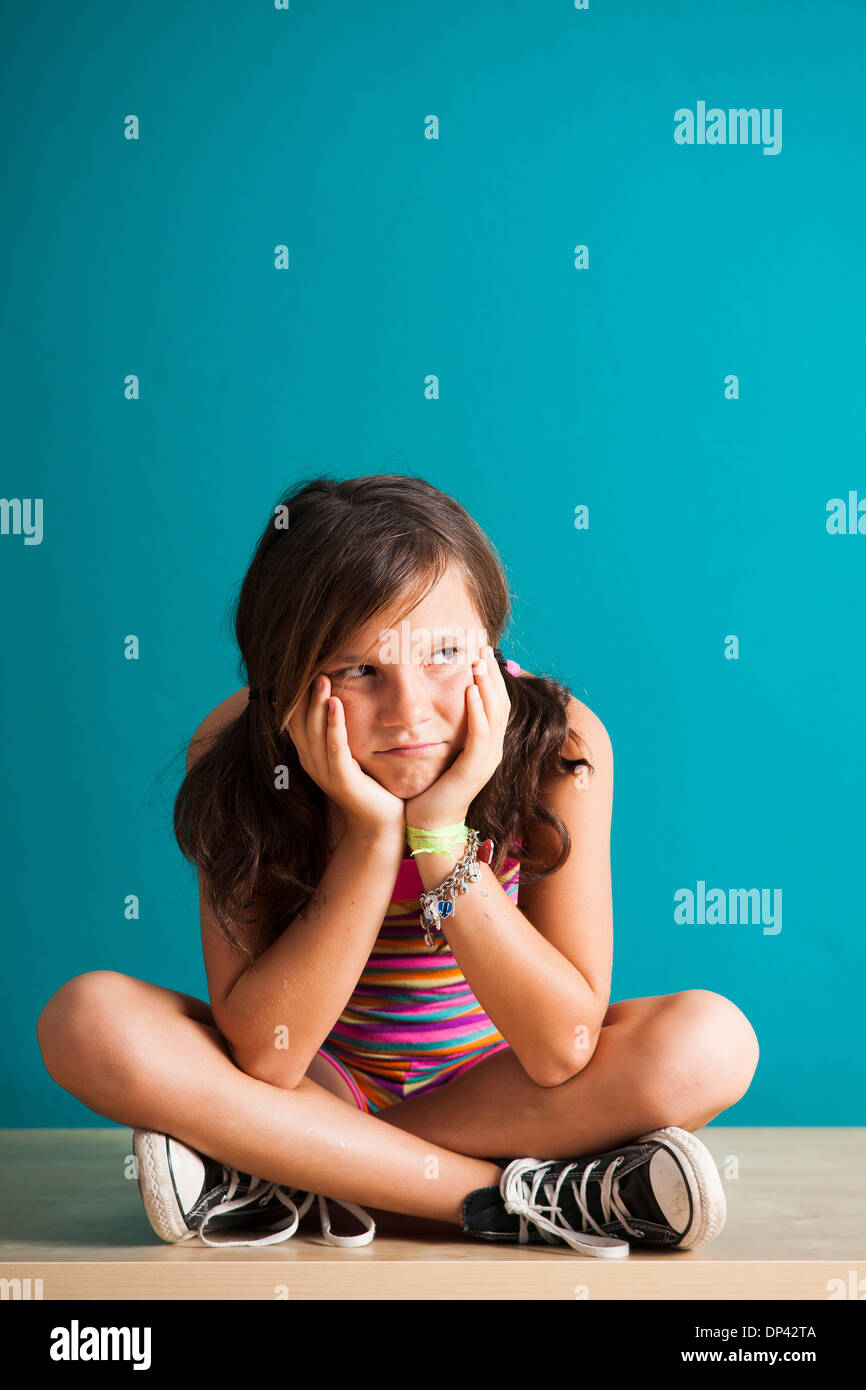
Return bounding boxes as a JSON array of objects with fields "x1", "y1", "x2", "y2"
[{"x1": 319, "y1": 843, "x2": 521, "y2": 1113}]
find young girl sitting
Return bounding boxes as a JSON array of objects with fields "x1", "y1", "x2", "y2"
[{"x1": 37, "y1": 473, "x2": 759, "y2": 1256}]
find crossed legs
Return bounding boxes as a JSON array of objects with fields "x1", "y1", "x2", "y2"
[{"x1": 36, "y1": 974, "x2": 759, "y2": 1231}]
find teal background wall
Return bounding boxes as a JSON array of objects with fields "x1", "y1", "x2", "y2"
[{"x1": 2, "y1": 1, "x2": 863, "y2": 1126}]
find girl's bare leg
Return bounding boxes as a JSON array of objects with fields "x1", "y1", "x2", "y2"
[
  {"x1": 37, "y1": 976, "x2": 758, "y2": 1230},
  {"x1": 35, "y1": 971, "x2": 501, "y2": 1227},
  {"x1": 376, "y1": 989, "x2": 760, "y2": 1157}
]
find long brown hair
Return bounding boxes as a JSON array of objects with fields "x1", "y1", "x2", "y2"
[{"x1": 173, "y1": 473, "x2": 594, "y2": 962}]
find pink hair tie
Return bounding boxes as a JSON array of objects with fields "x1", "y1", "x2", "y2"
[{"x1": 492, "y1": 648, "x2": 521, "y2": 678}]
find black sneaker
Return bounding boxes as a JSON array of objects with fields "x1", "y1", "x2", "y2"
[
  {"x1": 132, "y1": 1128, "x2": 375, "y2": 1247},
  {"x1": 463, "y1": 1126, "x2": 726, "y2": 1257}
]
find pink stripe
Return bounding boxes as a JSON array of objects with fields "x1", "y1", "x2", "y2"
[
  {"x1": 316, "y1": 1045, "x2": 369, "y2": 1112},
  {"x1": 326, "y1": 852, "x2": 521, "y2": 891},
  {"x1": 394, "y1": 852, "x2": 520, "y2": 898}
]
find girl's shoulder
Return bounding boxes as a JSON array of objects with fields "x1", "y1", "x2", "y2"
[{"x1": 187, "y1": 686, "x2": 249, "y2": 772}]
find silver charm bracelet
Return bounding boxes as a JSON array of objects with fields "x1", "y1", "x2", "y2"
[{"x1": 418, "y1": 828, "x2": 494, "y2": 949}]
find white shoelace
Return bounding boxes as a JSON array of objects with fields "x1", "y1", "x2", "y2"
[
  {"x1": 501, "y1": 1156, "x2": 643, "y2": 1257},
  {"x1": 186, "y1": 1168, "x2": 376, "y2": 1248}
]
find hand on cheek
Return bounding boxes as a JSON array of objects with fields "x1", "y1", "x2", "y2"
[{"x1": 403, "y1": 646, "x2": 510, "y2": 827}]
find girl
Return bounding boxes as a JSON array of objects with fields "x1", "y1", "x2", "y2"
[{"x1": 37, "y1": 474, "x2": 759, "y2": 1257}]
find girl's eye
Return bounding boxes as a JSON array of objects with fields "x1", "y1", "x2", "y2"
[
  {"x1": 332, "y1": 664, "x2": 374, "y2": 680},
  {"x1": 331, "y1": 646, "x2": 462, "y2": 681},
  {"x1": 430, "y1": 644, "x2": 461, "y2": 666}
]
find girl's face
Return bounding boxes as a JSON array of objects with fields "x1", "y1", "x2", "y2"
[{"x1": 316, "y1": 567, "x2": 491, "y2": 801}]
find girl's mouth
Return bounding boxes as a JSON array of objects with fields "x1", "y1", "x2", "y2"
[{"x1": 378, "y1": 742, "x2": 444, "y2": 756}]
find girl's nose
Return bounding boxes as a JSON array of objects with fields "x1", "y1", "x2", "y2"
[{"x1": 379, "y1": 672, "x2": 434, "y2": 727}]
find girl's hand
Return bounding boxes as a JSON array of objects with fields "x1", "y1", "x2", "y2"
[
  {"x1": 287, "y1": 675, "x2": 406, "y2": 841},
  {"x1": 403, "y1": 645, "x2": 511, "y2": 831}
]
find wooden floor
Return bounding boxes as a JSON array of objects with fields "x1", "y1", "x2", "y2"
[{"x1": 0, "y1": 1128, "x2": 862, "y2": 1299}]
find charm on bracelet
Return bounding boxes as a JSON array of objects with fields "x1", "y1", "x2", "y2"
[{"x1": 417, "y1": 830, "x2": 495, "y2": 948}]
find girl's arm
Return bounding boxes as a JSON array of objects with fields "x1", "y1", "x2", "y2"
[
  {"x1": 202, "y1": 824, "x2": 405, "y2": 1086},
  {"x1": 189, "y1": 684, "x2": 407, "y2": 1087},
  {"x1": 414, "y1": 698, "x2": 614, "y2": 1088}
]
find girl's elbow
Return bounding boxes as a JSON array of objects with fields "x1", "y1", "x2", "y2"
[{"x1": 542, "y1": 1028, "x2": 603, "y2": 1086}]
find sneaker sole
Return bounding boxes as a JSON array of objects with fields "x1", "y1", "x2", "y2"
[
  {"x1": 637, "y1": 1126, "x2": 727, "y2": 1250},
  {"x1": 132, "y1": 1129, "x2": 193, "y2": 1244}
]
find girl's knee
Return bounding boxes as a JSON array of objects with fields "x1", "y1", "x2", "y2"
[
  {"x1": 36, "y1": 971, "x2": 138, "y2": 1080},
  {"x1": 668, "y1": 989, "x2": 760, "y2": 1103},
  {"x1": 640, "y1": 989, "x2": 759, "y2": 1111}
]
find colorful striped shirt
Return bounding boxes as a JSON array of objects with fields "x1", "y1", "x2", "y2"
[{"x1": 319, "y1": 843, "x2": 521, "y2": 1113}]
